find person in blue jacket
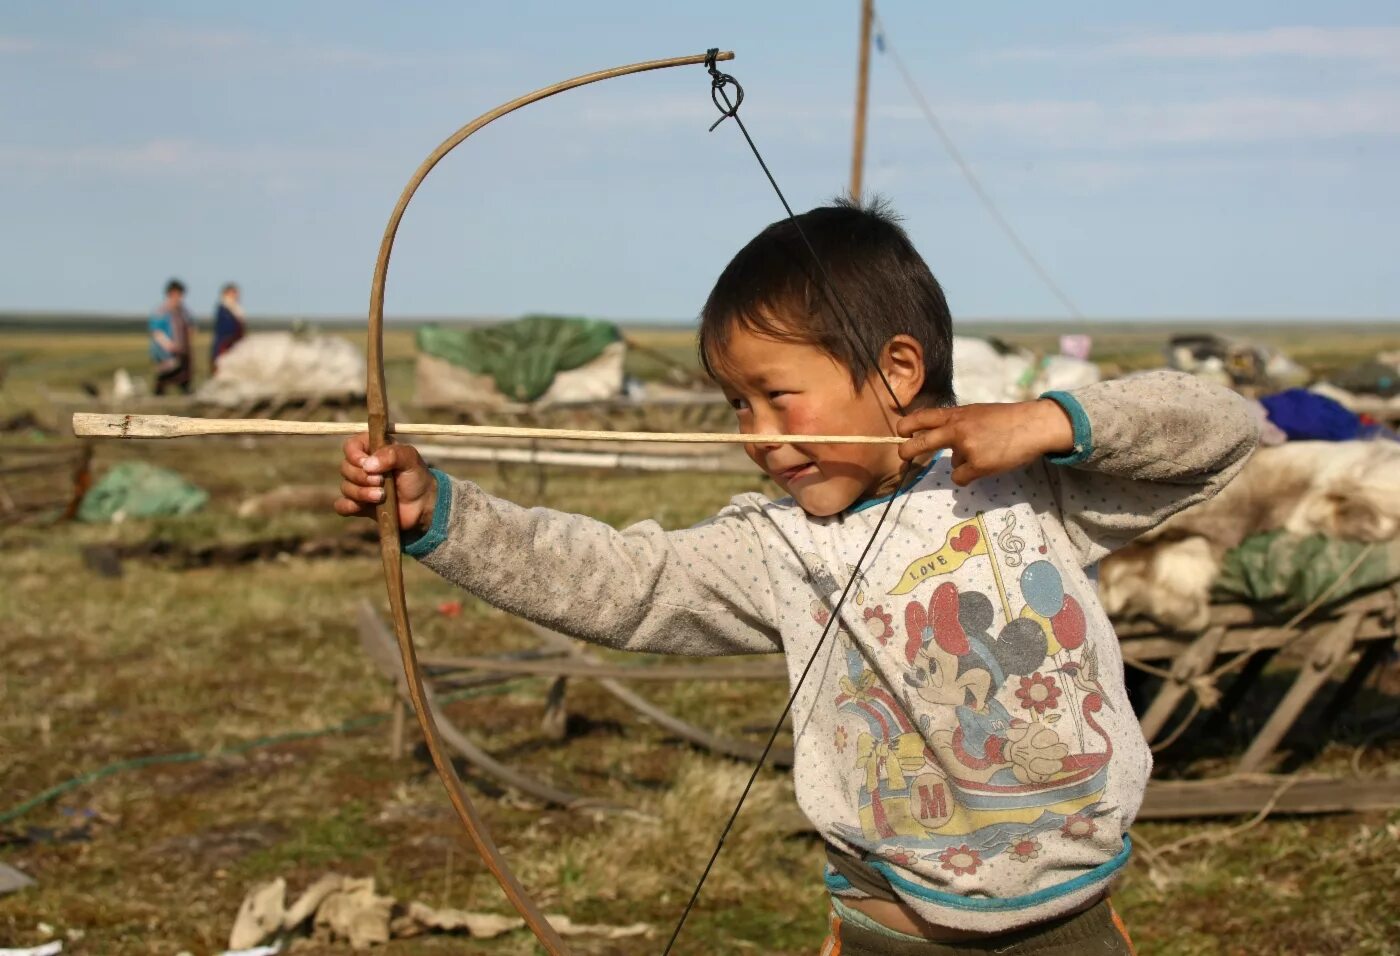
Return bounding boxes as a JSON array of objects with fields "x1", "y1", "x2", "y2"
[
  {"x1": 211, "y1": 282, "x2": 246, "y2": 373},
  {"x1": 149, "y1": 278, "x2": 194, "y2": 395}
]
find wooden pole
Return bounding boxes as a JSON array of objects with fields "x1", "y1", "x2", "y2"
[
  {"x1": 72, "y1": 412, "x2": 904, "y2": 445},
  {"x1": 849, "y1": 0, "x2": 875, "y2": 202}
]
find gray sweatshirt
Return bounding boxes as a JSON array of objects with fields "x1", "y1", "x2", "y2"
[{"x1": 408, "y1": 370, "x2": 1258, "y2": 933}]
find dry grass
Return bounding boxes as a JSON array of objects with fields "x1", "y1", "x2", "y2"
[{"x1": 3, "y1": 323, "x2": 1399, "y2": 954}]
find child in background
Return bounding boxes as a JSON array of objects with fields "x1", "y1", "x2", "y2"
[
  {"x1": 336, "y1": 199, "x2": 1257, "y2": 954},
  {"x1": 211, "y1": 282, "x2": 246, "y2": 372},
  {"x1": 148, "y1": 278, "x2": 194, "y2": 395}
]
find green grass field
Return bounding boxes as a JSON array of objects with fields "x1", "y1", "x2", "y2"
[{"x1": 2, "y1": 320, "x2": 1398, "y2": 954}]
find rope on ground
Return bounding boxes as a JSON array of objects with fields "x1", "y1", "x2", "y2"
[
  {"x1": 0, "y1": 680, "x2": 525, "y2": 827},
  {"x1": 1149, "y1": 776, "x2": 1302, "y2": 859}
]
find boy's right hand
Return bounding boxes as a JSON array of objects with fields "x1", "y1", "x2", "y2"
[{"x1": 335, "y1": 433, "x2": 438, "y2": 534}]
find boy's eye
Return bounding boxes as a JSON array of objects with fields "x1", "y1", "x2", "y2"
[
  {"x1": 728, "y1": 396, "x2": 750, "y2": 411},
  {"x1": 767, "y1": 390, "x2": 789, "y2": 402}
]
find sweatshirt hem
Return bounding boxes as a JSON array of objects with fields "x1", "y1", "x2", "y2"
[{"x1": 824, "y1": 837, "x2": 1131, "y2": 915}]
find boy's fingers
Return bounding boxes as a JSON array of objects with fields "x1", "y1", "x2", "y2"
[
  {"x1": 341, "y1": 478, "x2": 385, "y2": 504},
  {"x1": 333, "y1": 496, "x2": 372, "y2": 518},
  {"x1": 362, "y1": 443, "x2": 423, "y2": 475},
  {"x1": 895, "y1": 406, "x2": 954, "y2": 438},
  {"x1": 949, "y1": 448, "x2": 983, "y2": 486},
  {"x1": 343, "y1": 433, "x2": 371, "y2": 464},
  {"x1": 340, "y1": 458, "x2": 383, "y2": 486},
  {"x1": 899, "y1": 425, "x2": 955, "y2": 461}
]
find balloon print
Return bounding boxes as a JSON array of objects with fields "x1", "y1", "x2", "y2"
[
  {"x1": 1050, "y1": 593, "x2": 1086, "y2": 651},
  {"x1": 1019, "y1": 560, "x2": 1065, "y2": 618}
]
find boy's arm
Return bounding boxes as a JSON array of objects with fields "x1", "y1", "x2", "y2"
[
  {"x1": 407, "y1": 474, "x2": 782, "y2": 656},
  {"x1": 1040, "y1": 370, "x2": 1259, "y2": 566}
]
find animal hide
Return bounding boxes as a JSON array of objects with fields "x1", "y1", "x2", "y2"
[{"x1": 1100, "y1": 440, "x2": 1400, "y2": 631}]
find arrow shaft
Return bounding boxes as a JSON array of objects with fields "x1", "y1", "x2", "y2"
[{"x1": 72, "y1": 412, "x2": 904, "y2": 445}]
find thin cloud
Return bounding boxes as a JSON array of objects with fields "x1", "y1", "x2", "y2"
[
  {"x1": 997, "y1": 26, "x2": 1400, "y2": 62},
  {"x1": 84, "y1": 22, "x2": 432, "y2": 72},
  {"x1": 0, "y1": 139, "x2": 356, "y2": 177},
  {"x1": 0, "y1": 35, "x2": 37, "y2": 54},
  {"x1": 878, "y1": 90, "x2": 1400, "y2": 147}
]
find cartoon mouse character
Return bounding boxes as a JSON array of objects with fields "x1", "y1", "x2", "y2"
[{"x1": 903, "y1": 581, "x2": 1068, "y2": 786}]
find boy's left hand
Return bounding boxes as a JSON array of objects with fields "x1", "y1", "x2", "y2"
[{"x1": 897, "y1": 399, "x2": 1074, "y2": 486}]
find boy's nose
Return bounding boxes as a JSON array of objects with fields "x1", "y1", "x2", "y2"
[{"x1": 748, "y1": 410, "x2": 785, "y2": 448}]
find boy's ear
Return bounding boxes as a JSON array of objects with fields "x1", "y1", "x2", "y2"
[{"x1": 879, "y1": 335, "x2": 926, "y2": 408}]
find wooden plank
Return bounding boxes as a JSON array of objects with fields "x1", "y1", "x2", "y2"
[
  {"x1": 1138, "y1": 775, "x2": 1400, "y2": 819},
  {"x1": 1115, "y1": 589, "x2": 1397, "y2": 641},
  {"x1": 1122, "y1": 608, "x2": 1394, "y2": 664},
  {"x1": 414, "y1": 442, "x2": 754, "y2": 475},
  {"x1": 418, "y1": 654, "x2": 787, "y2": 682}
]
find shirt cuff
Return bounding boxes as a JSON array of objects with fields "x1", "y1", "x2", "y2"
[
  {"x1": 1040, "y1": 390, "x2": 1093, "y2": 467},
  {"x1": 402, "y1": 468, "x2": 453, "y2": 559}
]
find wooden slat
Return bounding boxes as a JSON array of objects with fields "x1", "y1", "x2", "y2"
[
  {"x1": 1137, "y1": 775, "x2": 1400, "y2": 819},
  {"x1": 1122, "y1": 608, "x2": 1394, "y2": 664},
  {"x1": 1114, "y1": 589, "x2": 1397, "y2": 641},
  {"x1": 418, "y1": 654, "x2": 787, "y2": 682}
]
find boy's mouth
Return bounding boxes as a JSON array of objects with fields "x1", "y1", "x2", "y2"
[{"x1": 776, "y1": 462, "x2": 818, "y2": 483}]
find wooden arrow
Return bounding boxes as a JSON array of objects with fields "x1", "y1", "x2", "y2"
[{"x1": 72, "y1": 412, "x2": 904, "y2": 445}]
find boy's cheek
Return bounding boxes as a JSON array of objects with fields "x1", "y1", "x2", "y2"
[{"x1": 776, "y1": 399, "x2": 824, "y2": 436}]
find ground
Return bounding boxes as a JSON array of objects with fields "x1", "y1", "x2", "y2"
[{"x1": 2, "y1": 321, "x2": 1398, "y2": 955}]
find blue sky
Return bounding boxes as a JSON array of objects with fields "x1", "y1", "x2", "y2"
[{"x1": 3, "y1": 1, "x2": 1398, "y2": 321}]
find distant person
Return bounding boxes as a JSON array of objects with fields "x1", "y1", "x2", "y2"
[
  {"x1": 211, "y1": 282, "x2": 246, "y2": 372},
  {"x1": 149, "y1": 278, "x2": 194, "y2": 395}
]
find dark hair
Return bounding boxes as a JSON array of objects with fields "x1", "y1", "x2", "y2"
[
  {"x1": 165, "y1": 278, "x2": 186, "y2": 295},
  {"x1": 699, "y1": 197, "x2": 954, "y2": 406},
  {"x1": 221, "y1": 282, "x2": 239, "y2": 296}
]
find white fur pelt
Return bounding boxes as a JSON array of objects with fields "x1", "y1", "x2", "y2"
[{"x1": 1100, "y1": 440, "x2": 1400, "y2": 631}]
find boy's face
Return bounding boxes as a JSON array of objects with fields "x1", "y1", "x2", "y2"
[{"x1": 713, "y1": 323, "x2": 913, "y2": 517}]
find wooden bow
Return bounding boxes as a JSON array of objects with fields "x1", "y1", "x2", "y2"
[{"x1": 364, "y1": 51, "x2": 734, "y2": 956}]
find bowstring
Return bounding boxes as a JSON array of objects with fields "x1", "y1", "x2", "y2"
[{"x1": 661, "y1": 51, "x2": 921, "y2": 954}]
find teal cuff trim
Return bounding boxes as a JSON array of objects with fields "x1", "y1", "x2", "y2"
[
  {"x1": 1041, "y1": 390, "x2": 1093, "y2": 467},
  {"x1": 402, "y1": 468, "x2": 452, "y2": 559}
]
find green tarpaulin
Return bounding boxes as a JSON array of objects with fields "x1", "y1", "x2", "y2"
[
  {"x1": 416, "y1": 314, "x2": 622, "y2": 403},
  {"x1": 1214, "y1": 530, "x2": 1400, "y2": 614},
  {"x1": 78, "y1": 462, "x2": 208, "y2": 523}
]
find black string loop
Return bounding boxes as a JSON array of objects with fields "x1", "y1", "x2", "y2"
[{"x1": 705, "y1": 47, "x2": 744, "y2": 131}]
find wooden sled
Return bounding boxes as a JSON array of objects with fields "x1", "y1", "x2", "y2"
[
  {"x1": 358, "y1": 584, "x2": 1400, "y2": 821},
  {"x1": 1120, "y1": 586, "x2": 1398, "y2": 773},
  {"x1": 355, "y1": 601, "x2": 791, "y2": 816}
]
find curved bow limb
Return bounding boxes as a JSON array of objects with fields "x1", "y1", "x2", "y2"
[{"x1": 365, "y1": 51, "x2": 734, "y2": 956}]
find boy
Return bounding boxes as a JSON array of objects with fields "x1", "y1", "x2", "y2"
[
  {"x1": 336, "y1": 200, "x2": 1257, "y2": 953},
  {"x1": 149, "y1": 278, "x2": 194, "y2": 395}
]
